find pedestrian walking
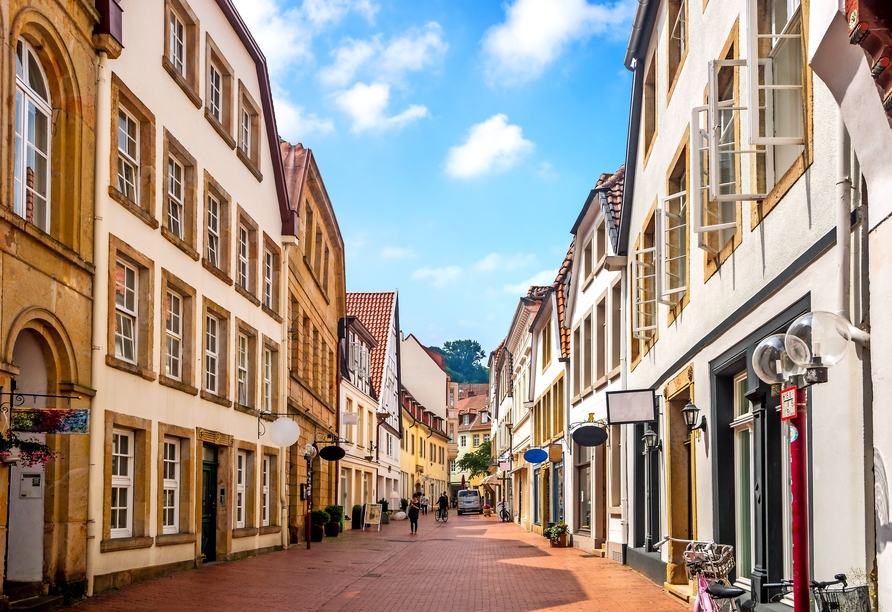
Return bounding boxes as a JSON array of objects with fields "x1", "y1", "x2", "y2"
[
  {"x1": 408, "y1": 493, "x2": 421, "y2": 534},
  {"x1": 421, "y1": 494, "x2": 429, "y2": 515}
]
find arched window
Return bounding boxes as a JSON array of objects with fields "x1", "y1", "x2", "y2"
[{"x1": 14, "y1": 40, "x2": 52, "y2": 233}]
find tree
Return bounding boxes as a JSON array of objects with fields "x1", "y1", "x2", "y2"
[
  {"x1": 431, "y1": 339, "x2": 490, "y2": 384},
  {"x1": 455, "y1": 440, "x2": 492, "y2": 479}
]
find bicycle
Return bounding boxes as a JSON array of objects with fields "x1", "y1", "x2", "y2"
[
  {"x1": 497, "y1": 500, "x2": 512, "y2": 522},
  {"x1": 811, "y1": 574, "x2": 871, "y2": 612},
  {"x1": 435, "y1": 506, "x2": 449, "y2": 522},
  {"x1": 654, "y1": 536, "x2": 744, "y2": 612}
]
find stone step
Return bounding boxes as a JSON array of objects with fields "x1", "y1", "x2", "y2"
[
  {"x1": 10, "y1": 595, "x2": 63, "y2": 612},
  {"x1": 664, "y1": 581, "x2": 694, "y2": 604},
  {"x1": 4, "y1": 582, "x2": 43, "y2": 603}
]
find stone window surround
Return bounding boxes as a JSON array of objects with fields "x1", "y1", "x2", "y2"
[
  {"x1": 236, "y1": 80, "x2": 262, "y2": 181},
  {"x1": 234, "y1": 205, "x2": 260, "y2": 306},
  {"x1": 101, "y1": 411, "x2": 153, "y2": 552},
  {"x1": 107, "y1": 236, "x2": 156, "y2": 382},
  {"x1": 260, "y1": 447, "x2": 281, "y2": 533},
  {"x1": 204, "y1": 33, "x2": 235, "y2": 148},
  {"x1": 109, "y1": 73, "x2": 158, "y2": 229},
  {"x1": 202, "y1": 171, "x2": 233, "y2": 285},
  {"x1": 201, "y1": 297, "x2": 232, "y2": 408},
  {"x1": 232, "y1": 440, "x2": 257, "y2": 537},
  {"x1": 159, "y1": 269, "x2": 198, "y2": 395},
  {"x1": 163, "y1": 0, "x2": 201, "y2": 108},
  {"x1": 234, "y1": 319, "x2": 258, "y2": 413},
  {"x1": 261, "y1": 232, "x2": 282, "y2": 322},
  {"x1": 261, "y1": 335, "x2": 280, "y2": 416},
  {"x1": 155, "y1": 422, "x2": 198, "y2": 546},
  {"x1": 162, "y1": 130, "x2": 200, "y2": 261}
]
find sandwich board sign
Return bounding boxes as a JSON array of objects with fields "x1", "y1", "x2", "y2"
[{"x1": 363, "y1": 503, "x2": 382, "y2": 531}]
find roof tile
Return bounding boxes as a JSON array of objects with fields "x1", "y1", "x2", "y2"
[{"x1": 346, "y1": 292, "x2": 396, "y2": 398}]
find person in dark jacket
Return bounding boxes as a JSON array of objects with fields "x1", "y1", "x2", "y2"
[{"x1": 408, "y1": 493, "x2": 421, "y2": 534}]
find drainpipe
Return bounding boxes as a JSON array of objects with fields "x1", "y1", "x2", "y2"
[
  {"x1": 838, "y1": 118, "x2": 852, "y2": 320},
  {"x1": 281, "y1": 236, "x2": 296, "y2": 550},
  {"x1": 86, "y1": 49, "x2": 110, "y2": 598},
  {"x1": 620, "y1": 260, "x2": 629, "y2": 548}
]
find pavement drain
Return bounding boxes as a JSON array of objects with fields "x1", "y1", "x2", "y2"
[
  {"x1": 518, "y1": 545, "x2": 536, "y2": 548},
  {"x1": 580, "y1": 554, "x2": 599, "y2": 558}
]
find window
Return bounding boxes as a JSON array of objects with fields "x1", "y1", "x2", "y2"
[
  {"x1": 162, "y1": 438, "x2": 180, "y2": 534},
  {"x1": 596, "y1": 295, "x2": 607, "y2": 381},
  {"x1": 238, "y1": 226, "x2": 249, "y2": 290},
  {"x1": 14, "y1": 40, "x2": 51, "y2": 233},
  {"x1": 262, "y1": 456, "x2": 271, "y2": 527},
  {"x1": 582, "y1": 235, "x2": 594, "y2": 281},
  {"x1": 162, "y1": 131, "x2": 198, "y2": 256},
  {"x1": 165, "y1": 290, "x2": 183, "y2": 380},
  {"x1": 115, "y1": 261, "x2": 137, "y2": 363},
  {"x1": 262, "y1": 236, "x2": 281, "y2": 316},
  {"x1": 111, "y1": 75, "x2": 157, "y2": 225},
  {"x1": 205, "y1": 36, "x2": 235, "y2": 144},
  {"x1": 117, "y1": 109, "x2": 139, "y2": 202},
  {"x1": 473, "y1": 434, "x2": 480, "y2": 447},
  {"x1": 237, "y1": 333, "x2": 249, "y2": 406},
  {"x1": 237, "y1": 81, "x2": 262, "y2": 177},
  {"x1": 541, "y1": 318, "x2": 553, "y2": 371},
  {"x1": 163, "y1": 0, "x2": 200, "y2": 106},
  {"x1": 236, "y1": 450, "x2": 246, "y2": 529},
  {"x1": 595, "y1": 218, "x2": 607, "y2": 264},
  {"x1": 610, "y1": 280, "x2": 622, "y2": 372},
  {"x1": 205, "y1": 314, "x2": 219, "y2": 394},
  {"x1": 167, "y1": 157, "x2": 185, "y2": 239},
  {"x1": 203, "y1": 173, "x2": 231, "y2": 280},
  {"x1": 660, "y1": 143, "x2": 689, "y2": 304},
  {"x1": 110, "y1": 429, "x2": 134, "y2": 538},
  {"x1": 584, "y1": 313, "x2": 593, "y2": 389},
  {"x1": 483, "y1": 434, "x2": 490, "y2": 443},
  {"x1": 235, "y1": 209, "x2": 259, "y2": 301},
  {"x1": 460, "y1": 435, "x2": 467, "y2": 448},
  {"x1": 643, "y1": 52, "x2": 657, "y2": 159},
  {"x1": 667, "y1": 0, "x2": 687, "y2": 90},
  {"x1": 262, "y1": 348, "x2": 273, "y2": 412},
  {"x1": 263, "y1": 250, "x2": 274, "y2": 309},
  {"x1": 631, "y1": 212, "x2": 658, "y2": 342},
  {"x1": 731, "y1": 372, "x2": 754, "y2": 582}
]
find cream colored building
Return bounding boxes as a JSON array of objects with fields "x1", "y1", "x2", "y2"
[
  {"x1": 400, "y1": 386, "x2": 449, "y2": 505},
  {"x1": 87, "y1": 0, "x2": 292, "y2": 593}
]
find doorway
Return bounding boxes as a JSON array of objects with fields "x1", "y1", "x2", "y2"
[
  {"x1": 201, "y1": 445, "x2": 218, "y2": 562},
  {"x1": 667, "y1": 390, "x2": 694, "y2": 585}
]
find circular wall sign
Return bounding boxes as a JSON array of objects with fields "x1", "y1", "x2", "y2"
[
  {"x1": 319, "y1": 445, "x2": 346, "y2": 461},
  {"x1": 571, "y1": 425, "x2": 609, "y2": 447},
  {"x1": 523, "y1": 448, "x2": 548, "y2": 464}
]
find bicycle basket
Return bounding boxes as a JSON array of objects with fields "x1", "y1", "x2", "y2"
[
  {"x1": 682, "y1": 544, "x2": 736, "y2": 582},
  {"x1": 812, "y1": 585, "x2": 871, "y2": 612}
]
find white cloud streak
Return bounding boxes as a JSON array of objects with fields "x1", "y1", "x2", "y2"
[
  {"x1": 482, "y1": 0, "x2": 635, "y2": 86},
  {"x1": 333, "y1": 82, "x2": 429, "y2": 132},
  {"x1": 412, "y1": 266, "x2": 463, "y2": 288},
  {"x1": 444, "y1": 114, "x2": 534, "y2": 178},
  {"x1": 381, "y1": 246, "x2": 416, "y2": 259},
  {"x1": 503, "y1": 269, "x2": 557, "y2": 294},
  {"x1": 474, "y1": 253, "x2": 538, "y2": 272}
]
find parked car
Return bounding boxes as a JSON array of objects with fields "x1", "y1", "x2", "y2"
[{"x1": 457, "y1": 489, "x2": 482, "y2": 515}]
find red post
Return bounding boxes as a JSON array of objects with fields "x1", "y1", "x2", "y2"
[
  {"x1": 306, "y1": 456, "x2": 312, "y2": 550},
  {"x1": 791, "y1": 388, "x2": 809, "y2": 611}
]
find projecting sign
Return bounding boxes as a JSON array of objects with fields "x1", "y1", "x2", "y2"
[
  {"x1": 780, "y1": 386, "x2": 797, "y2": 421},
  {"x1": 605, "y1": 389, "x2": 657, "y2": 424}
]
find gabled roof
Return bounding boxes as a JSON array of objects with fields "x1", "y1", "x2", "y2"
[
  {"x1": 597, "y1": 166, "x2": 625, "y2": 255},
  {"x1": 346, "y1": 292, "x2": 396, "y2": 399},
  {"x1": 552, "y1": 240, "x2": 575, "y2": 359}
]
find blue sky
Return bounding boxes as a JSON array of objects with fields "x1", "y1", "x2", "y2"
[{"x1": 232, "y1": 0, "x2": 634, "y2": 355}]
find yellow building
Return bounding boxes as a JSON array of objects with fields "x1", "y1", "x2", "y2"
[{"x1": 400, "y1": 386, "x2": 449, "y2": 505}]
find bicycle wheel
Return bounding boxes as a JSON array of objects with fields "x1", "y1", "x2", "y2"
[{"x1": 442, "y1": 510, "x2": 448, "y2": 522}]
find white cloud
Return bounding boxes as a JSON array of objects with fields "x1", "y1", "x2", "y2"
[
  {"x1": 302, "y1": 0, "x2": 379, "y2": 29},
  {"x1": 232, "y1": 0, "x2": 313, "y2": 78},
  {"x1": 333, "y1": 82, "x2": 429, "y2": 132},
  {"x1": 503, "y1": 269, "x2": 557, "y2": 294},
  {"x1": 482, "y1": 0, "x2": 635, "y2": 86},
  {"x1": 273, "y1": 96, "x2": 335, "y2": 140},
  {"x1": 474, "y1": 253, "x2": 538, "y2": 272},
  {"x1": 536, "y1": 161, "x2": 557, "y2": 180},
  {"x1": 319, "y1": 37, "x2": 381, "y2": 88},
  {"x1": 412, "y1": 266, "x2": 463, "y2": 288},
  {"x1": 444, "y1": 114, "x2": 534, "y2": 178},
  {"x1": 381, "y1": 246, "x2": 415, "y2": 259}
]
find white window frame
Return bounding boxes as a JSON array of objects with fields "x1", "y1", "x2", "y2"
[
  {"x1": 167, "y1": 156, "x2": 185, "y2": 239},
  {"x1": 483, "y1": 434, "x2": 490, "y2": 443},
  {"x1": 731, "y1": 372, "x2": 754, "y2": 585},
  {"x1": 473, "y1": 434, "x2": 480, "y2": 447},
  {"x1": 207, "y1": 194, "x2": 220, "y2": 267},
  {"x1": 169, "y1": 10, "x2": 186, "y2": 77},
  {"x1": 162, "y1": 437, "x2": 180, "y2": 535},
  {"x1": 238, "y1": 225, "x2": 249, "y2": 290},
  {"x1": 263, "y1": 250, "x2": 274, "y2": 309},
  {"x1": 115, "y1": 260, "x2": 138, "y2": 363},
  {"x1": 460, "y1": 435, "x2": 467, "y2": 448},
  {"x1": 240, "y1": 108, "x2": 251, "y2": 157},
  {"x1": 630, "y1": 245, "x2": 657, "y2": 340},
  {"x1": 263, "y1": 348, "x2": 272, "y2": 413},
  {"x1": 14, "y1": 40, "x2": 52, "y2": 233},
  {"x1": 208, "y1": 62, "x2": 223, "y2": 123},
  {"x1": 111, "y1": 429, "x2": 134, "y2": 538},
  {"x1": 659, "y1": 192, "x2": 687, "y2": 303},
  {"x1": 261, "y1": 455, "x2": 270, "y2": 527},
  {"x1": 236, "y1": 450, "x2": 246, "y2": 529},
  {"x1": 117, "y1": 108, "x2": 139, "y2": 202},
  {"x1": 205, "y1": 314, "x2": 219, "y2": 394},
  {"x1": 165, "y1": 290, "x2": 183, "y2": 380},
  {"x1": 237, "y1": 333, "x2": 249, "y2": 406}
]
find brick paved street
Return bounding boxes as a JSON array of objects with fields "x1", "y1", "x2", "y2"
[{"x1": 74, "y1": 513, "x2": 686, "y2": 611}]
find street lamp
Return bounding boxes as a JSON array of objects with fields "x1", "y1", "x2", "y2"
[
  {"x1": 641, "y1": 425, "x2": 661, "y2": 551},
  {"x1": 304, "y1": 443, "x2": 317, "y2": 550},
  {"x1": 681, "y1": 401, "x2": 706, "y2": 433},
  {"x1": 642, "y1": 427, "x2": 662, "y2": 453}
]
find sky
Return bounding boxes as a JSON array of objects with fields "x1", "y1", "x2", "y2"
[{"x1": 231, "y1": 0, "x2": 634, "y2": 356}]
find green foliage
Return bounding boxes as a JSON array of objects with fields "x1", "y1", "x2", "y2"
[
  {"x1": 378, "y1": 498, "x2": 389, "y2": 512},
  {"x1": 324, "y1": 505, "x2": 344, "y2": 522},
  {"x1": 352, "y1": 504, "x2": 363, "y2": 513},
  {"x1": 543, "y1": 521, "x2": 569, "y2": 543},
  {"x1": 430, "y1": 339, "x2": 490, "y2": 384},
  {"x1": 310, "y1": 509, "x2": 330, "y2": 525},
  {"x1": 455, "y1": 440, "x2": 492, "y2": 479},
  {"x1": 400, "y1": 498, "x2": 409, "y2": 510}
]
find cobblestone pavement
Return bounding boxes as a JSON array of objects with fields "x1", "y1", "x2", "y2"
[{"x1": 74, "y1": 513, "x2": 686, "y2": 611}]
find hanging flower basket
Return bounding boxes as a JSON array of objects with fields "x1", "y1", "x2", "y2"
[{"x1": 0, "y1": 431, "x2": 62, "y2": 466}]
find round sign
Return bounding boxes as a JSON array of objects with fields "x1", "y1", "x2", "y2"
[
  {"x1": 319, "y1": 445, "x2": 346, "y2": 461},
  {"x1": 523, "y1": 448, "x2": 548, "y2": 464},
  {"x1": 572, "y1": 425, "x2": 608, "y2": 447}
]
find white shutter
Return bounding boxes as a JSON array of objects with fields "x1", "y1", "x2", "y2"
[
  {"x1": 631, "y1": 246, "x2": 658, "y2": 340},
  {"x1": 746, "y1": 0, "x2": 803, "y2": 146},
  {"x1": 707, "y1": 59, "x2": 766, "y2": 203},
  {"x1": 659, "y1": 192, "x2": 687, "y2": 303}
]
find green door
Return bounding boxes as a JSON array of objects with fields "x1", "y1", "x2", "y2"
[{"x1": 201, "y1": 446, "x2": 217, "y2": 561}]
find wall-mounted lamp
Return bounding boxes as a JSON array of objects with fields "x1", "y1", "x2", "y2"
[
  {"x1": 681, "y1": 401, "x2": 706, "y2": 433},
  {"x1": 642, "y1": 427, "x2": 662, "y2": 453}
]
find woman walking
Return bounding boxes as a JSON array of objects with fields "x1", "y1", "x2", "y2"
[{"x1": 408, "y1": 493, "x2": 421, "y2": 534}]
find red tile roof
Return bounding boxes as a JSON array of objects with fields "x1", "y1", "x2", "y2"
[
  {"x1": 456, "y1": 395, "x2": 491, "y2": 432},
  {"x1": 346, "y1": 292, "x2": 396, "y2": 399},
  {"x1": 596, "y1": 165, "x2": 624, "y2": 253},
  {"x1": 552, "y1": 240, "x2": 575, "y2": 359}
]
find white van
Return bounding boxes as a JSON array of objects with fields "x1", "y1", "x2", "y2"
[{"x1": 457, "y1": 489, "x2": 482, "y2": 515}]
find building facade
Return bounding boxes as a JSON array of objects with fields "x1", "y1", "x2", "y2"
[
  {"x1": 400, "y1": 386, "x2": 449, "y2": 504},
  {"x1": 452, "y1": 394, "x2": 492, "y2": 503}
]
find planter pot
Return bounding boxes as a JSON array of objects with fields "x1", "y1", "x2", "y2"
[
  {"x1": 311, "y1": 525, "x2": 325, "y2": 542},
  {"x1": 351, "y1": 508, "x2": 362, "y2": 530},
  {"x1": 549, "y1": 533, "x2": 568, "y2": 548},
  {"x1": 324, "y1": 521, "x2": 340, "y2": 537},
  {"x1": 381, "y1": 512, "x2": 390, "y2": 525}
]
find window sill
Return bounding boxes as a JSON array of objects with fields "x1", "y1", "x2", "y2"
[
  {"x1": 161, "y1": 55, "x2": 201, "y2": 109},
  {"x1": 234, "y1": 402, "x2": 256, "y2": 416},
  {"x1": 594, "y1": 375, "x2": 609, "y2": 391},
  {"x1": 236, "y1": 148, "x2": 263, "y2": 182},
  {"x1": 159, "y1": 374, "x2": 199, "y2": 396},
  {"x1": 0, "y1": 208, "x2": 96, "y2": 274},
  {"x1": 155, "y1": 532, "x2": 197, "y2": 547},
  {"x1": 105, "y1": 355, "x2": 156, "y2": 382},
  {"x1": 581, "y1": 274, "x2": 594, "y2": 292},
  {"x1": 100, "y1": 536, "x2": 154, "y2": 553},
  {"x1": 200, "y1": 390, "x2": 232, "y2": 408},
  {"x1": 232, "y1": 527, "x2": 259, "y2": 539},
  {"x1": 204, "y1": 108, "x2": 235, "y2": 149},
  {"x1": 608, "y1": 366, "x2": 621, "y2": 381},
  {"x1": 261, "y1": 304, "x2": 283, "y2": 324},
  {"x1": 202, "y1": 259, "x2": 233, "y2": 286},
  {"x1": 108, "y1": 187, "x2": 159, "y2": 230},
  {"x1": 260, "y1": 525, "x2": 281, "y2": 535},
  {"x1": 161, "y1": 227, "x2": 200, "y2": 262},
  {"x1": 235, "y1": 283, "x2": 261, "y2": 307}
]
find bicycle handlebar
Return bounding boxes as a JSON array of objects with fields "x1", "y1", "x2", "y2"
[
  {"x1": 812, "y1": 574, "x2": 847, "y2": 590},
  {"x1": 763, "y1": 580, "x2": 793, "y2": 589},
  {"x1": 653, "y1": 535, "x2": 716, "y2": 550}
]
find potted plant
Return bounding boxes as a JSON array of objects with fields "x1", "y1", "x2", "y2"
[
  {"x1": 400, "y1": 498, "x2": 409, "y2": 512},
  {"x1": 0, "y1": 430, "x2": 61, "y2": 466},
  {"x1": 543, "y1": 521, "x2": 569, "y2": 547},
  {"x1": 483, "y1": 503, "x2": 492, "y2": 517},
  {"x1": 378, "y1": 498, "x2": 390, "y2": 524},
  {"x1": 309, "y1": 509, "x2": 330, "y2": 542},
  {"x1": 324, "y1": 505, "x2": 344, "y2": 537},
  {"x1": 351, "y1": 504, "x2": 363, "y2": 530}
]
